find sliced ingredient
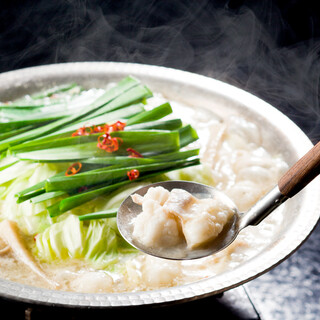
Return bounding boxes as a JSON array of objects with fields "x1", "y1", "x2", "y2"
[
  {"x1": 132, "y1": 186, "x2": 236, "y2": 249},
  {"x1": 0, "y1": 220, "x2": 58, "y2": 288}
]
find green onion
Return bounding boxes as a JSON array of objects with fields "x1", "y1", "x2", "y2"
[
  {"x1": 15, "y1": 142, "x2": 104, "y2": 162},
  {"x1": 0, "y1": 126, "x2": 34, "y2": 141},
  {"x1": 125, "y1": 102, "x2": 172, "y2": 126},
  {"x1": 10, "y1": 104, "x2": 145, "y2": 154},
  {"x1": 0, "y1": 118, "x2": 54, "y2": 133},
  {"x1": 81, "y1": 156, "x2": 154, "y2": 166},
  {"x1": 30, "y1": 191, "x2": 67, "y2": 204},
  {"x1": 0, "y1": 76, "x2": 141, "y2": 152},
  {"x1": 1, "y1": 106, "x2": 72, "y2": 121},
  {"x1": 45, "y1": 158, "x2": 195, "y2": 192},
  {"x1": 0, "y1": 103, "x2": 46, "y2": 109},
  {"x1": 151, "y1": 148, "x2": 200, "y2": 161},
  {"x1": 82, "y1": 85, "x2": 152, "y2": 121},
  {"x1": 14, "y1": 130, "x2": 180, "y2": 161},
  {"x1": 15, "y1": 174, "x2": 59, "y2": 203},
  {"x1": 46, "y1": 201, "x2": 61, "y2": 217},
  {"x1": 1, "y1": 76, "x2": 202, "y2": 221},
  {"x1": 178, "y1": 125, "x2": 199, "y2": 148},
  {"x1": 16, "y1": 184, "x2": 46, "y2": 203},
  {"x1": 125, "y1": 118, "x2": 182, "y2": 131},
  {"x1": 78, "y1": 209, "x2": 118, "y2": 221},
  {"x1": 111, "y1": 130, "x2": 180, "y2": 155},
  {"x1": 53, "y1": 103, "x2": 145, "y2": 136},
  {"x1": 15, "y1": 163, "x2": 106, "y2": 203},
  {"x1": 49, "y1": 157, "x2": 199, "y2": 217},
  {"x1": 49, "y1": 180, "x2": 129, "y2": 217}
]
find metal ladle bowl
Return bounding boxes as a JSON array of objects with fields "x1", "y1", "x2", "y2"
[{"x1": 118, "y1": 141, "x2": 320, "y2": 260}]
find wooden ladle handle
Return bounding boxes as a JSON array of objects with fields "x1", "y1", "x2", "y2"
[{"x1": 278, "y1": 141, "x2": 320, "y2": 198}]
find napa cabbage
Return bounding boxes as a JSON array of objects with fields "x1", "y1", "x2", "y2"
[
  {"x1": 34, "y1": 214, "x2": 136, "y2": 269},
  {"x1": 0, "y1": 161, "x2": 58, "y2": 234}
]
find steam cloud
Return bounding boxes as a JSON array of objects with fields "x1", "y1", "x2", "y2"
[{"x1": 0, "y1": 0, "x2": 319, "y2": 141}]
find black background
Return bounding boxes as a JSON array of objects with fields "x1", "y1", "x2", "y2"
[{"x1": 0, "y1": 1, "x2": 320, "y2": 319}]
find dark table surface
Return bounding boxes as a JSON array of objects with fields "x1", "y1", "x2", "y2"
[{"x1": 0, "y1": 1, "x2": 319, "y2": 319}]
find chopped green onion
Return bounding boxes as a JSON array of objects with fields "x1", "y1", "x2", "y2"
[
  {"x1": 9, "y1": 104, "x2": 145, "y2": 154},
  {"x1": 178, "y1": 125, "x2": 199, "y2": 148},
  {"x1": 45, "y1": 158, "x2": 196, "y2": 192},
  {"x1": 51, "y1": 157, "x2": 199, "y2": 217},
  {"x1": 125, "y1": 118, "x2": 182, "y2": 131},
  {"x1": 1, "y1": 76, "x2": 202, "y2": 223},
  {"x1": 125, "y1": 102, "x2": 172, "y2": 126},
  {"x1": 78, "y1": 209, "x2": 118, "y2": 221},
  {"x1": 30, "y1": 191, "x2": 67, "y2": 204},
  {"x1": 14, "y1": 130, "x2": 181, "y2": 161},
  {"x1": 0, "y1": 76, "x2": 141, "y2": 152}
]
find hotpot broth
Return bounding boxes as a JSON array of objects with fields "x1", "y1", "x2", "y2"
[
  {"x1": 0, "y1": 72, "x2": 293, "y2": 293},
  {"x1": 162, "y1": 80, "x2": 308, "y2": 246}
]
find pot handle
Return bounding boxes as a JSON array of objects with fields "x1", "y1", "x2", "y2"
[{"x1": 278, "y1": 141, "x2": 320, "y2": 198}]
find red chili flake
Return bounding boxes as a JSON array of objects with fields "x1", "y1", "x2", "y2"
[
  {"x1": 92, "y1": 125, "x2": 106, "y2": 133},
  {"x1": 103, "y1": 124, "x2": 111, "y2": 133},
  {"x1": 126, "y1": 148, "x2": 143, "y2": 158},
  {"x1": 71, "y1": 125, "x2": 93, "y2": 137},
  {"x1": 127, "y1": 169, "x2": 140, "y2": 181},
  {"x1": 97, "y1": 133, "x2": 122, "y2": 153},
  {"x1": 109, "y1": 121, "x2": 126, "y2": 132},
  {"x1": 65, "y1": 162, "x2": 82, "y2": 176},
  {"x1": 72, "y1": 121, "x2": 126, "y2": 137}
]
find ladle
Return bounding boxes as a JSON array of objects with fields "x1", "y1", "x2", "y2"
[{"x1": 117, "y1": 141, "x2": 320, "y2": 260}]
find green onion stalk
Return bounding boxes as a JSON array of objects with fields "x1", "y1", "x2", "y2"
[{"x1": 0, "y1": 76, "x2": 201, "y2": 221}]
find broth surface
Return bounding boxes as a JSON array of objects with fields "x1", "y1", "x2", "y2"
[{"x1": 0, "y1": 93, "x2": 288, "y2": 293}]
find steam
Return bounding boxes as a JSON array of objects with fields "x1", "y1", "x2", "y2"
[{"x1": 0, "y1": 1, "x2": 319, "y2": 141}]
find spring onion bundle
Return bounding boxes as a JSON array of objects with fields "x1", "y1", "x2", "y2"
[{"x1": 0, "y1": 76, "x2": 200, "y2": 223}]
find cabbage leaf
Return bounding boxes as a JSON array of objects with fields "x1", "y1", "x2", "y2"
[{"x1": 34, "y1": 214, "x2": 137, "y2": 269}]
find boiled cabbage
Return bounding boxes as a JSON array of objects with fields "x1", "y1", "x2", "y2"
[{"x1": 34, "y1": 214, "x2": 136, "y2": 269}]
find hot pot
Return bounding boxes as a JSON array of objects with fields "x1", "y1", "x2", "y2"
[{"x1": 0, "y1": 62, "x2": 319, "y2": 308}]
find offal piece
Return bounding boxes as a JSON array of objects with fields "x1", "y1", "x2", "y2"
[{"x1": 131, "y1": 186, "x2": 235, "y2": 249}]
